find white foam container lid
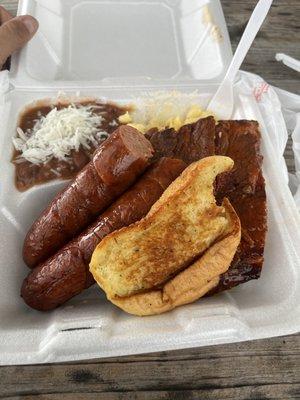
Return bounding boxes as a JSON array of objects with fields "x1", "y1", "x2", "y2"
[{"x1": 0, "y1": 0, "x2": 299, "y2": 365}]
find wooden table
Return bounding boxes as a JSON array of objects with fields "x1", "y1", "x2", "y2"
[{"x1": 0, "y1": 1, "x2": 299, "y2": 399}]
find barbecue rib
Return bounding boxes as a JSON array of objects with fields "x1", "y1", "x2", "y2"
[
  {"x1": 147, "y1": 118, "x2": 267, "y2": 294},
  {"x1": 146, "y1": 116, "x2": 215, "y2": 164},
  {"x1": 209, "y1": 120, "x2": 267, "y2": 294}
]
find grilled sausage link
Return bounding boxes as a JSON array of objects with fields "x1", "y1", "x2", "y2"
[
  {"x1": 21, "y1": 158, "x2": 187, "y2": 311},
  {"x1": 23, "y1": 126, "x2": 154, "y2": 268}
]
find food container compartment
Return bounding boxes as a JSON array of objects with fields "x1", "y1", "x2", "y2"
[
  {"x1": 1, "y1": 79, "x2": 300, "y2": 365},
  {"x1": 11, "y1": 0, "x2": 232, "y2": 86}
]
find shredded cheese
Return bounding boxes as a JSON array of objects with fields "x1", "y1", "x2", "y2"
[{"x1": 13, "y1": 105, "x2": 106, "y2": 164}]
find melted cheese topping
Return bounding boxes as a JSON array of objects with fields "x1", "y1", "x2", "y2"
[{"x1": 13, "y1": 105, "x2": 106, "y2": 164}]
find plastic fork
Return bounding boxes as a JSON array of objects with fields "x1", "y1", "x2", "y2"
[{"x1": 207, "y1": 0, "x2": 273, "y2": 119}]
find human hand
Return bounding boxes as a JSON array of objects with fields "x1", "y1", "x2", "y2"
[{"x1": 0, "y1": 6, "x2": 38, "y2": 70}]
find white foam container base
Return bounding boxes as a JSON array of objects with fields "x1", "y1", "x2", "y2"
[
  {"x1": 0, "y1": 0, "x2": 299, "y2": 365},
  {"x1": 1, "y1": 74, "x2": 300, "y2": 365}
]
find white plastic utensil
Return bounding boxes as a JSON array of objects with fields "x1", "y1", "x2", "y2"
[
  {"x1": 207, "y1": 0, "x2": 273, "y2": 119},
  {"x1": 275, "y1": 53, "x2": 300, "y2": 73}
]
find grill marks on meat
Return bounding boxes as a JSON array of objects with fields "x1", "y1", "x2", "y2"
[
  {"x1": 209, "y1": 120, "x2": 267, "y2": 294},
  {"x1": 146, "y1": 116, "x2": 215, "y2": 164}
]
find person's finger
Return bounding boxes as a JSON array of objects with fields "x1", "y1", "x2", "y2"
[
  {"x1": 0, "y1": 7, "x2": 14, "y2": 70},
  {"x1": 0, "y1": 15, "x2": 39, "y2": 68},
  {"x1": 0, "y1": 6, "x2": 13, "y2": 24}
]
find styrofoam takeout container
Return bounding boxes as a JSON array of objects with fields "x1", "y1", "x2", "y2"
[{"x1": 0, "y1": 0, "x2": 299, "y2": 365}]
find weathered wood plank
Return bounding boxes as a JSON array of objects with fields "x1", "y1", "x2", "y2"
[
  {"x1": 4, "y1": 384, "x2": 300, "y2": 400},
  {"x1": 0, "y1": 335, "x2": 299, "y2": 398},
  {"x1": 222, "y1": 0, "x2": 300, "y2": 93}
]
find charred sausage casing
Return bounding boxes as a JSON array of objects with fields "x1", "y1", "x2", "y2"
[
  {"x1": 21, "y1": 158, "x2": 186, "y2": 310},
  {"x1": 23, "y1": 126, "x2": 154, "y2": 268}
]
